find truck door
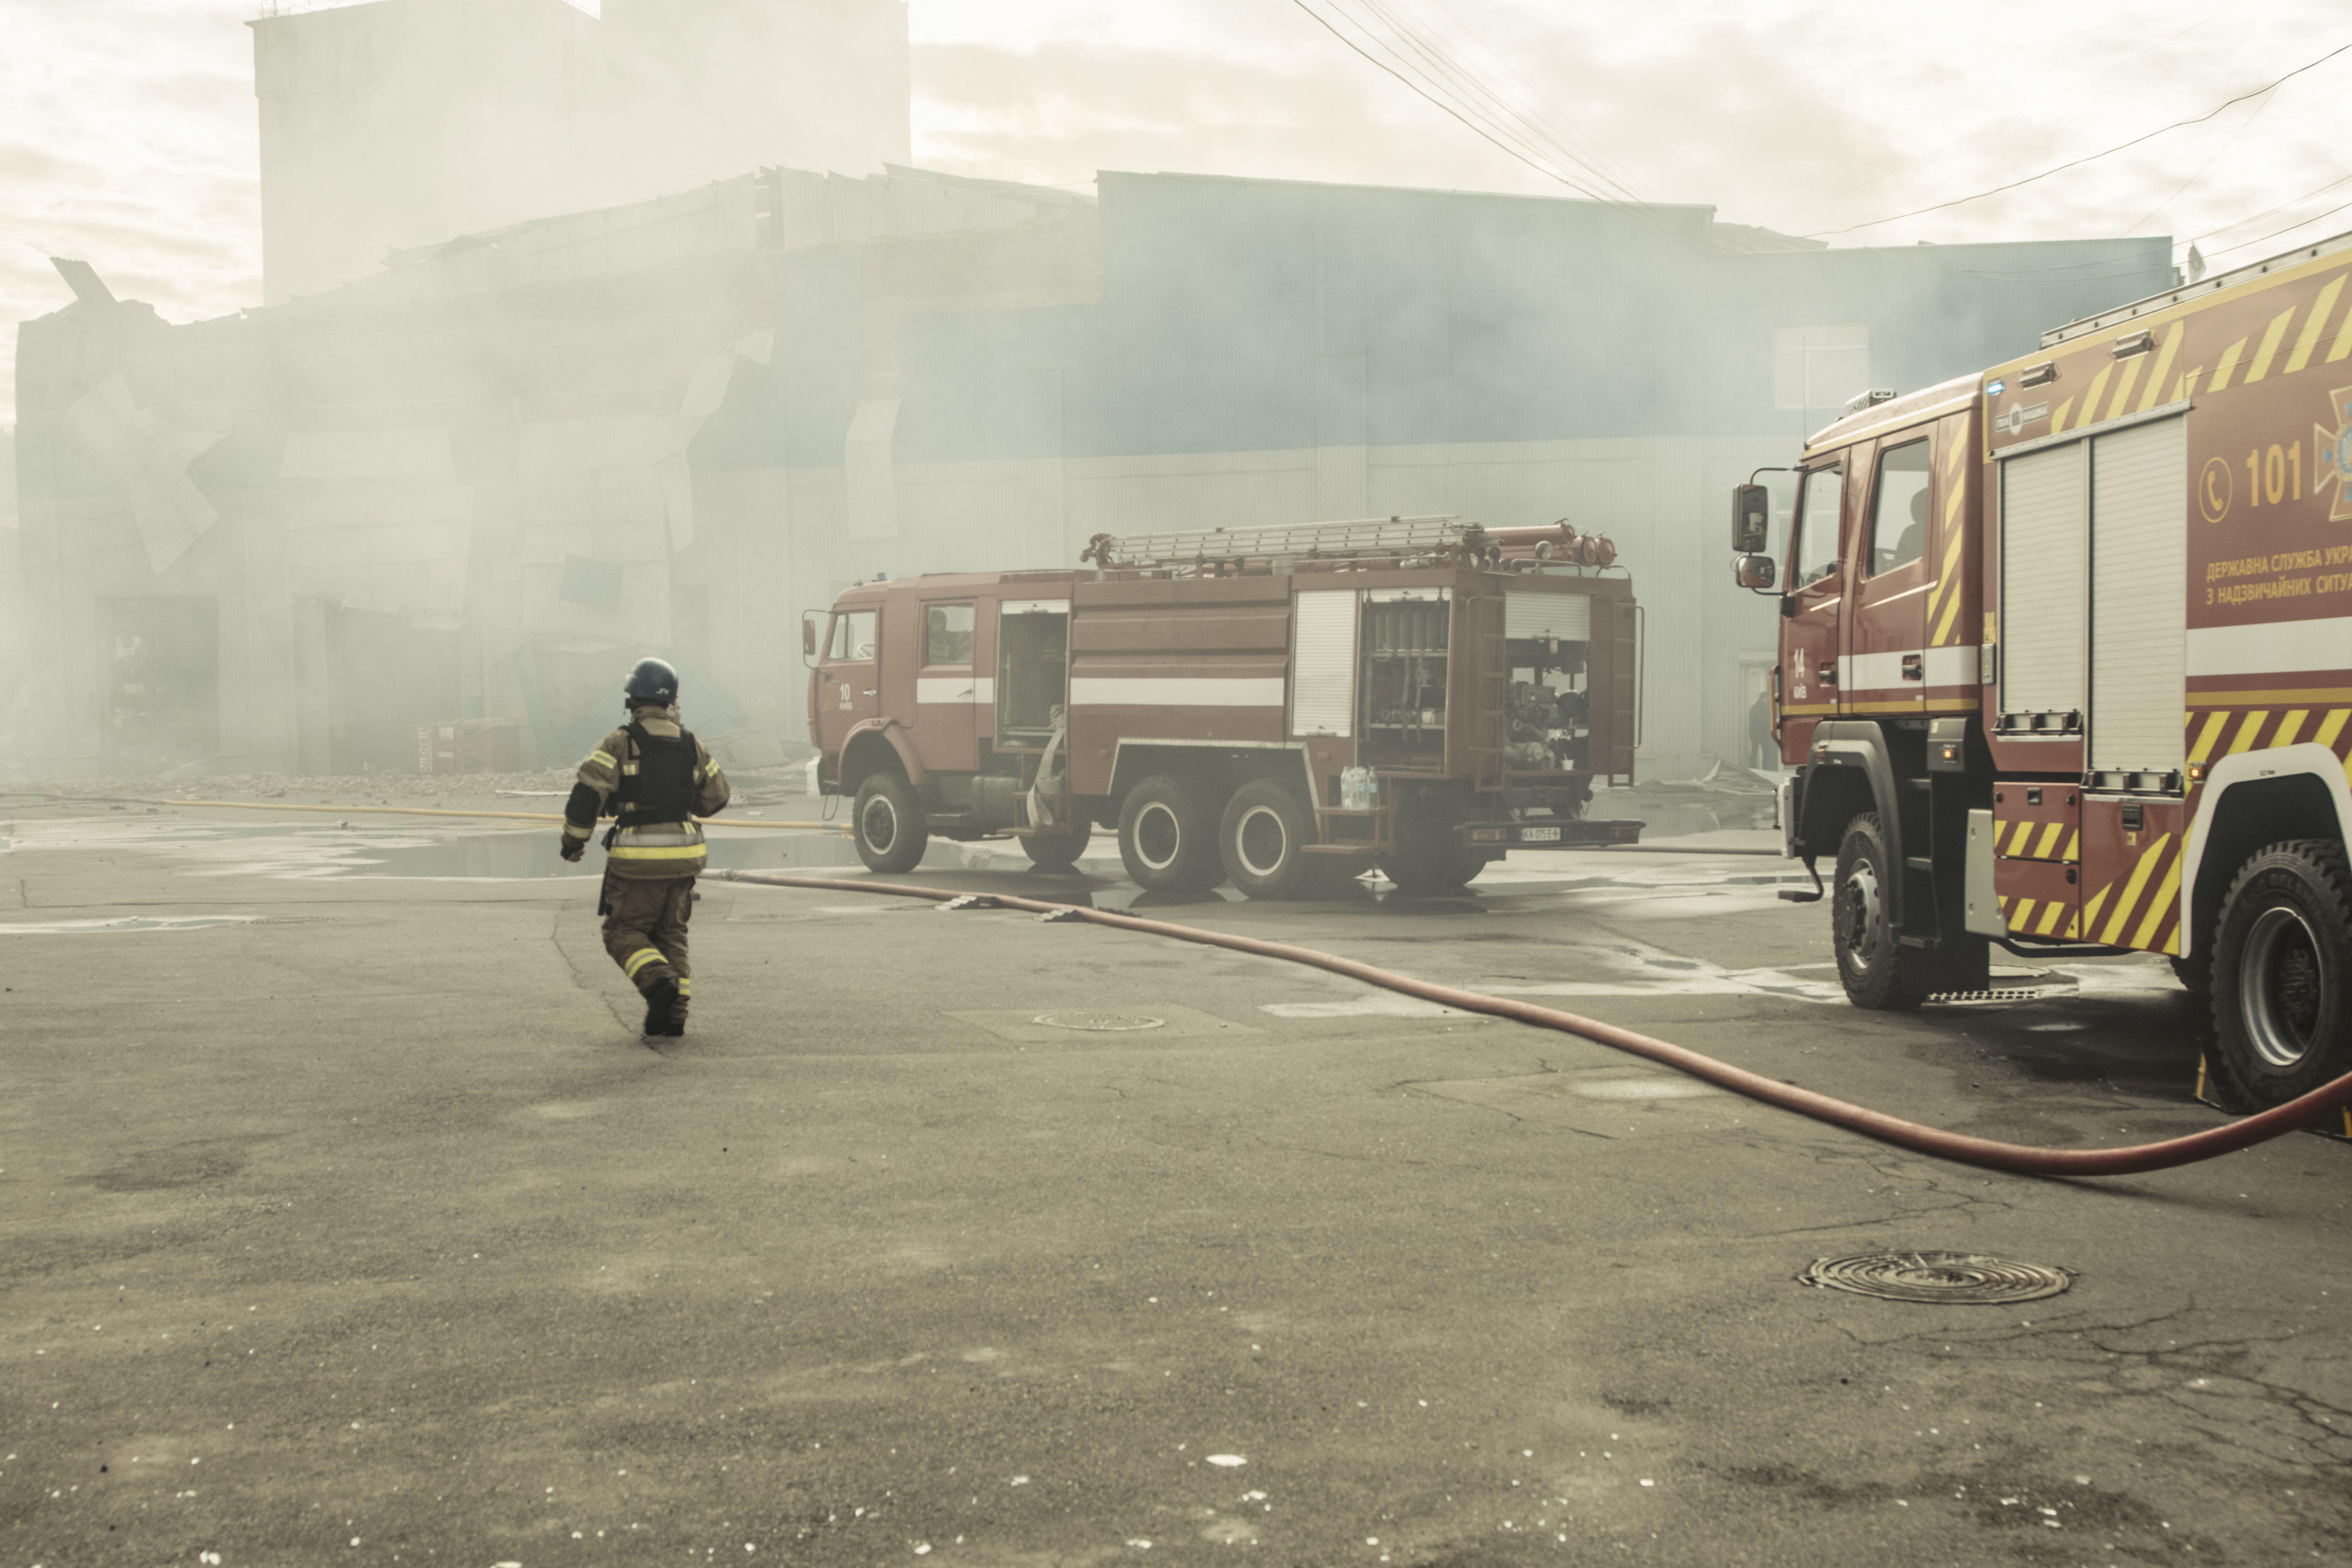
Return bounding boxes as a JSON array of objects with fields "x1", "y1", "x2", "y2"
[
  {"x1": 1780, "y1": 458, "x2": 1847, "y2": 751},
  {"x1": 815, "y1": 606, "x2": 880, "y2": 771},
  {"x1": 1844, "y1": 435, "x2": 1931, "y2": 716},
  {"x1": 908, "y1": 597, "x2": 980, "y2": 773}
]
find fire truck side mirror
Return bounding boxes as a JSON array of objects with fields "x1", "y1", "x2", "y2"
[
  {"x1": 801, "y1": 612, "x2": 820, "y2": 662},
  {"x1": 1731, "y1": 484, "x2": 1771, "y2": 554},
  {"x1": 1732, "y1": 554, "x2": 1777, "y2": 592}
]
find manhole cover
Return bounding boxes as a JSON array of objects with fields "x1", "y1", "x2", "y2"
[
  {"x1": 1799, "y1": 1251, "x2": 2073, "y2": 1305},
  {"x1": 1032, "y1": 1011, "x2": 1167, "y2": 1032}
]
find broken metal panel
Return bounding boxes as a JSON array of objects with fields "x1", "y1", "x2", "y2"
[{"x1": 62, "y1": 374, "x2": 225, "y2": 576}]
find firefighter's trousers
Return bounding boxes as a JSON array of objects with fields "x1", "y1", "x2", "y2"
[{"x1": 602, "y1": 876, "x2": 693, "y2": 1018}]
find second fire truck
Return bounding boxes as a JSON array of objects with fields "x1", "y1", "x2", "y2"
[
  {"x1": 807, "y1": 515, "x2": 1644, "y2": 897},
  {"x1": 1738, "y1": 229, "x2": 2352, "y2": 1112}
]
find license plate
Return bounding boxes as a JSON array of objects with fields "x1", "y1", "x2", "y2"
[{"x1": 1520, "y1": 825, "x2": 1562, "y2": 843}]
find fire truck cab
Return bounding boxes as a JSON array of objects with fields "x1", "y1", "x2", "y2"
[
  {"x1": 1740, "y1": 230, "x2": 2352, "y2": 1115},
  {"x1": 806, "y1": 515, "x2": 1646, "y2": 897}
]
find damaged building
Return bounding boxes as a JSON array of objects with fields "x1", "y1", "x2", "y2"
[{"x1": 9, "y1": 162, "x2": 2171, "y2": 779}]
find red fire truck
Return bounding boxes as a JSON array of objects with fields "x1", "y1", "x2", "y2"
[
  {"x1": 1737, "y1": 230, "x2": 2352, "y2": 1109},
  {"x1": 806, "y1": 515, "x2": 1644, "y2": 897}
]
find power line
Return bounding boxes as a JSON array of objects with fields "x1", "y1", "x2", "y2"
[
  {"x1": 2201, "y1": 195, "x2": 2352, "y2": 261},
  {"x1": 1769, "y1": 10, "x2": 2223, "y2": 231},
  {"x1": 1414, "y1": 0, "x2": 1654, "y2": 204},
  {"x1": 1292, "y1": 0, "x2": 1669, "y2": 224},
  {"x1": 1348, "y1": 0, "x2": 1646, "y2": 204},
  {"x1": 1808, "y1": 39, "x2": 2352, "y2": 238},
  {"x1": 2186, "y1": 169, "x2": 2352, "y2": 246}
]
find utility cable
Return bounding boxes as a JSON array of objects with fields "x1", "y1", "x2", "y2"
[
  {"x1": 718, "y1": 867, "x2": 2352, "y2": 1178},
  {"x1": 1810, "y1": 39, "x2": 2352, "y2": 238},
  {"x1": 1769, "y1": 10, "x2": 2223, "y2": 231},
  {"x1": 1290, "y1": 0, "x2": 1665, "y2": 224}
]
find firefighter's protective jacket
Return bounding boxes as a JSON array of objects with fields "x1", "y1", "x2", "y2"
[{"x1": 562, "y1": 706, "x2": 731, "y2": 879}]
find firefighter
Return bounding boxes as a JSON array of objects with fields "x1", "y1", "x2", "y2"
[{"x1": 558, "y1": 658, "x2": 731, "y2": 1037}]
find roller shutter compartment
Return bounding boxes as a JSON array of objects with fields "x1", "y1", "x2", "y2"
[
  {"x1": 1999, "y1": 442, "x2": 2088, "y2": 727},
  {"x1": 2089, "y1": 416, "x2": 2188, "y2": 775}
]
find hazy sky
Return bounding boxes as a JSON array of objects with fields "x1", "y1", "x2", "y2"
[{"x1": 3, "y1": 0, "x2": 2348, "y2": 425}]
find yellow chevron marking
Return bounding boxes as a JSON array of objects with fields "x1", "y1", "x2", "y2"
[
  {"x1": 1925, "y1": 496, "x2": 1969, "y2": 636},
  {"x1": 1943, "y1": 427, "x2": 1969, "y2": 477},
  {"x1": 2012, "y1": 897, "x2": 2037, "y2": 931},
  {"x1": 2036, "y1": 900, "x2": 2070, "y2": 937},
  {"x1": 2081, "y1": 882, "x2": 2111, "y2": 933},
  {"x1": 2179, "y1": 367, "x2": 2206, "y2": 400},
  {"x1": 2287, "y1": 274, "x2": 2347, "y2": 375},
  {"x1": 2052, "y1": 395, "x2": 2075, "y2": 429},
  {"x1": 2163, "y1": 924, "x2": 2182, "y2": 957},
  {"x1": 2035, "y1": 821, "x2": 2066, "y2": 859},
  {"x1": 2320, "y1": 709, "x2": 2351, "y2": 748},
  {"x1": 2332, "y1": 301, "x2": 2352, "y2": 363},
  {"x1": 2226, "y1": 710, "x2": 2269, "y2": 754},
  {"x1": 2009, "y1": 819, "x2": 2039, "y2": 855},
  {"x1": 2275, "y1": 709, "x2": 2309, "y2": 747},
  {"x1": 2130, "y1": 853, "x2": 2182, "y2": 951},
  {"x1": 2074, "y1": 365, "x2": 2113, "y2": 428},
  {"x1": 2137, "y1": 322, "x2": 2185, "y2": 412},
  {"x1": 2105, "y1": 356, "x2": 2145, "y2": 420},
  {"x1": 2188, "y1": 711, "x2": 2231, "y2": 762},
  {"x1": 2100, "y1": 833, "x2": 2172, "y2": 945},
  {"x1": 2208, "y1": 336, "x2": 2249, "y2": 392},
  {"x1": 2064, "y1": 831, "x2": 2079, "y2": 862},
  {"x1": 1931, "y1": 580, "x2": 1967, "y2": 646},
  {"x1": 2244, "y1": 306, "x2": 2298, "y2": 383}
]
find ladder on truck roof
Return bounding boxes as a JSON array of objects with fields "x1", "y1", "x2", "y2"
[{"x1": 1088, "y1": 514, "x2": 1470, "y2": 568}]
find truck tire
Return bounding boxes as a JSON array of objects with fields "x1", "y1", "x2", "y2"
[
  {"x1": 1832, "y1": 813, "x2": 1929, "y2": 1011},
  {"x1": 2210, "y1": 840, "x2": 2352, "y2": 1107},
  {"x1": 1220, "y1": 780, "x2": 1313, "y2": 899},
  {"x1": 1020, "y1": 826, "x2": 1091, "y2": 873},
  {"x1": 1119, "y1": 775, "x2": 1219, "y2": 891},
  {"x1": 852, "y1": 772, "x2": 929, "y2": 874},
  {"x1": 1378, "y1": 795, "x2": 1485, "y2": 896}
]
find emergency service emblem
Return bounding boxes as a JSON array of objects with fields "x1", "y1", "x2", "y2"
[{"x1": 2318, "y1": 385, "x2": 2352, "y2": 522}]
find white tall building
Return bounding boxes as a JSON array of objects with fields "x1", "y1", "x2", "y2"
[{"x1": 251, "y1": 0, "x2": 910, "y2": 302}]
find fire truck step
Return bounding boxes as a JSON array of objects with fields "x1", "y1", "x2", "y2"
[{"x1": 1904, "y1": 856, "x2": 1935, "y2": 872}]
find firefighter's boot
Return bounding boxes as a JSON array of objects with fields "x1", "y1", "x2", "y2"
[{"x1": 642, "y1": 978, "x2": 680, "y2": 1037}]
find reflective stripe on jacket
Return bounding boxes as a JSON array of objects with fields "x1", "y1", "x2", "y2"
[{"x1": 565, "y1": 707, "x2": 731, "y2": 878}]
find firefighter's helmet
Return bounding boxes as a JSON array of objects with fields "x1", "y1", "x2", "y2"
[{"x1": 623, "y1": 657, "x2": 680, "y2": 708}]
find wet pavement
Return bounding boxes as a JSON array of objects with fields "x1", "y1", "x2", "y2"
[{"x1": 3, "y1": 793, "x2": 2349, "y2": 1566}]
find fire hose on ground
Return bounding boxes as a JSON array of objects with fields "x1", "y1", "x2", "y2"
[{"x1": 715, "y1": 867, "x2": 2352, "y2": 1178}]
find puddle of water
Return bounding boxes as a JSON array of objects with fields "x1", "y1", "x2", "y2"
[
  {"x1": 1260, "y1": 996, "x2": 1468, "y2": 1019},
  {"x1": 1570, "y1": 1078, "x2": 1717, "y2": 1101},
  {"x1": 0, "y1": 915, "x2": 261, "y2": 934}
]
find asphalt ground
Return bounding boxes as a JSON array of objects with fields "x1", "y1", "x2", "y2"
[{"x1": 3, "y1": 795, "x2": 2350, "y2": 1568}]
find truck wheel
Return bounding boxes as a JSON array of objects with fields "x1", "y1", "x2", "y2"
[
  {"x1": 1832, "y1": 813, "x2": 1929, "y2": 1011},
  {"x1": 1220, "y1": 780, "x2": 1312, "y2": 899},
  {"x1": 852, "y1": 772, "x2": 929, "y2": 874},
  {"x1": 1020, "y1": 827, "x2": 1091, "y2": 873},
  {"x1": 1119, "y1": 775, "x2": 1219, "y2": 890},
  {"x1": 2211, "y1": 840, "x2": 2352, "y2": 1107}
]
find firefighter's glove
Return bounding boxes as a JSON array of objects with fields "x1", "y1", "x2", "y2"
[{"x1": 559, "y1": 838, "x2": 586, "y2": 863}]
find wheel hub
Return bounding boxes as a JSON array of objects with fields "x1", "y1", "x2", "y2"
[
  {"x1": 1236, "y1": 805, "x2": 1287, "y2": 877},
  {"x1": 1838, "y1": 858, "x2": 1884, "y2": 967},
  {"x1": 1134, "y1": 802, "x2": 1181, "y2": 870},
  {"x1": 860, "y1": 794, "x2": 897, "y2": 853},
  {"x1": 2242, "y1": 904, "x2": 2324, "y2": 1070}
]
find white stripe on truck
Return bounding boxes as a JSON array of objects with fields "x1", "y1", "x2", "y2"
[
  {"x1": 1070, "y1": 677, "x2": 1286, "y2": 707},
  {"x1": 2187, "y1": 616, "x2": 2352, "y2": 679}
]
